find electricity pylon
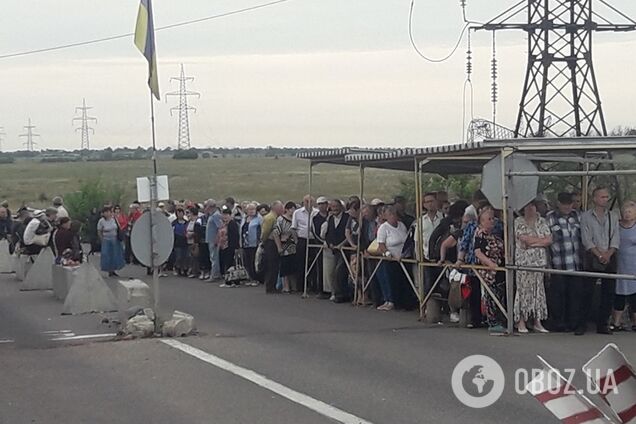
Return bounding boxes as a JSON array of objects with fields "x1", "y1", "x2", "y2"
[
  {"x1": 73, "y1": 98, "x2": 97, "y2": 150},
  {"x1": 166, "y1": 64, "x2": 200, "y2": 150},
  {"x1": 19, "y1": 118, "x2": 40, "y2": 151},
  {"x1": 473, "y1": 0, "x2": 636, "y2": 137}
]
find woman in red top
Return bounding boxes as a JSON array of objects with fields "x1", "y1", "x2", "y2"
[{"x1": 114, "y1": 205, "x2": 128, "y2": 235}]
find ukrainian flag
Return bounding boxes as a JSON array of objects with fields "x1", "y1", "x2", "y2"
[{"x1": 134, "y1": 0, "x2": 160, "y2": 100}]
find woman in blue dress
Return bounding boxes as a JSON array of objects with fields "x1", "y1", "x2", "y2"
[
  {"x1": 612, "y1": 201, "x2": 636, "y2": 331},
  {"x1": 98, "y1": 206, "x2": 125, "y2": 277}
]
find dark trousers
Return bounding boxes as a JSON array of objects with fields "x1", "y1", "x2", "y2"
[
  {"x1": 220, "y1": 247, "x2": 236, "y2": 275},
  {"x1": 263, "y1": 240, "x2": 280, "y2": 293},
  {"x1": 596, "y1": 277, "x2": 616, "y2": 328},
  {"x1": 198, "y1": 243, "x2": 210, "y2": 271},
  {"x1": 468, "y1": 275, "x2": 483, "y2": 326},
  {"x1": 332, "y1": 251, "x2": 351, "y2": 302},
  {"x1": 548, "y1": 274, "x2": 577, "y2": 330},
  {"x1": 571, "y1": 278, "x2": 595, "y2": 331},
  {"x1": 244, "y1": 247, "x2": 260, "y2": 282}
]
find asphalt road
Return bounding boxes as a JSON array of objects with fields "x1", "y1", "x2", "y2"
[{"x1": 1, "y1": 262, "x2": 635, "y2": 424}]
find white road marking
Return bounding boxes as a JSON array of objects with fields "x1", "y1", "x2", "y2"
[
  {"x1": 42, "y1": 330, "x2": 73, "y2": 334},
  {"x1": 161, "y1": 339, "x2": 374, "y2": 424},
  {"x1": 51, "y1": 333, "x2": 116, "y2": 341},
  {"x1": 0, "y1": 339, "x2": 14, "y2": 344}
]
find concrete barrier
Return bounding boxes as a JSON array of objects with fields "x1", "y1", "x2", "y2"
[
  {"x1": 20, "y1": 248, "x2": 54, "y2": 291},
  {"x1": 52, "y1": 264, "x2": 80, "y2": 301},
  {"x1": 15, "y1": 254, "x2": 37, "y2": 281},
  {"x1": 114, "y1": 279, "x2": 153, "y2": 322},
  {"x1": 0, "y1": 239, "x2": 13, "y2": 274},
  {"x1": 62, "y1": 263, "x2": 117, "y2": 315}
]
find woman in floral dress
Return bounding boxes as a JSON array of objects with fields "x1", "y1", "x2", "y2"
[
  {"x1": 513, "y1": 200, "x2": 552, "y2": 333},
  {"x1": 474, "y1": 207, "x2": 506, "y2": 334}
]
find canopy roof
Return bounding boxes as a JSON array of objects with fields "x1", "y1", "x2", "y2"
[{"x1": 298, "y1": 136, "x2": 636, "y2": 175}]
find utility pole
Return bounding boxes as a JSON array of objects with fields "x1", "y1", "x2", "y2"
[
  {"x1": 166, "y1": 64, "x2": 200, "y2": 150},
  {"x1": 73, "y1": 98, "x2": 97, "y2": 150},
  {"x1": 0, "y1": 127, "x2": 6, "y2": 152},
  {"x1": 472, "y1": 0, "x2": 636, "y2": 138},
  {"x1": 19, "y1": 118, "x2": 40, "y2": 151}
]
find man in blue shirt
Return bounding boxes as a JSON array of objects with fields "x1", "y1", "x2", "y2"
[{"x1": 205, "y1": 199, "x2": 223, "y2": 281}]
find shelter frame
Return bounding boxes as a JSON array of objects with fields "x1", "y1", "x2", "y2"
[{"x1": 299, "y1": 137, "x2": 636, "y2": 335}]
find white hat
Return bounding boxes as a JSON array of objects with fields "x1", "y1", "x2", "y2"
[
  {"x1": 33, "y1": 209, "x2": 45, "y2": 218},
  {"x1": 316, "y1": 196, "x2": 328, "y2": 204},
  {"x1": 370, "y1": 198, "x2": 384, "y2": 206}
]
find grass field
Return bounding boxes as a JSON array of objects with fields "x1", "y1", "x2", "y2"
[{"x1": 0, "y1": 156, "x2": 407, "y2": 208}]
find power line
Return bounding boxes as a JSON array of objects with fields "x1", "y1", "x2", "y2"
[
  {"x1": 0, "y1": 0, "x2": 296, "y2": 60},
  {"x1": 408, "y1": 0, "x2": 469, "y2": 63}
]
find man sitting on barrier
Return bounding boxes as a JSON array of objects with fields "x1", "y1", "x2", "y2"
[{"x1": 22, "y1": 208, "x2": 57, "y2": 256}]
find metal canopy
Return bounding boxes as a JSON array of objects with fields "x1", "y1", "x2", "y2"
[{"x1": 297, "y1": 136, "x2": 636, "y2": 173}]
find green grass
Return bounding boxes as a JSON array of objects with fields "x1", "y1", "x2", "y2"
[{"x1": 0, "y1": 156, "x2": 406, "y2": 208}]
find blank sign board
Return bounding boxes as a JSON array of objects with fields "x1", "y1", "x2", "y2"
[{"x1": 136, "y1": 175, "x2": 170, "y2": 202}]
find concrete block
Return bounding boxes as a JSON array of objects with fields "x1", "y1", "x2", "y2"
[
  {"x1": 62, "y1": 263, "x2": 117, "y2": 315},
  {"x1": 161, "y1": 311, "x2": 196, "y2": 337},
  {"x1": 15, "y1": 254, "x2": 37, "y2": 281},
  {"x1": 125, "y1": 315, "x2": 154, "y2": 338},
  {"x1": 52, "y1": 264, "x2": 80, "y2": 301},
  {"x1": 20, "y1": 248, "x2": 54, "y2": 291},
  {"x1": 115, "y1": 279, "x2": 153, "y2": 322},
  {"x1": 0, "y1": 239, "x2": 12, "y2": 273}
]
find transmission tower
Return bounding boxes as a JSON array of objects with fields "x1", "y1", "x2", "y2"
[
  {"x1": 73, "y1": 98, "x2": 97, "y2": 150},
  {"x1": 471, "y1": 0, "x2": 636, "y2": 138},
  {"x1": 166, "y1": 64, "x2": 200, "y2": 150},
  {"x1": 0, "y1": 127, "x2": 6, "y2": 152},
  {"x1": 19, "y1": 118, "x2": 40, "y2": 151}
]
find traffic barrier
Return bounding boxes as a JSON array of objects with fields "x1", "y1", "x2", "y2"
[
  {"x1": 14, "y1": 254, "x2": 36, "y2": 281},
  {"x1": 583, "y1": 344, "x2": 636, "y2": 424},
  {"x1": 0, "y1": 239, "x2": 12, "y2": 273},
  {"x1": 62, "y1": 263, "x2": 117, "y2": 315},
  {"x1": 20, "y1": 248, "x2": 54, "y2": 291},
  {"x1": 114, "y1": 279, "x2": 153, "y2": 322},
  {"x1": 52, "y1": 264, "x2": 79, "y2": 301}
]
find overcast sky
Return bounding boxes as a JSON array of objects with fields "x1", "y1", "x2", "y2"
[{"x1": 1, "y1": 0, "x2": 636, "y2": 151}]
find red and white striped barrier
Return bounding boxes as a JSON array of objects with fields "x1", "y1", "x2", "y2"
[
  {"x1": 583, "y1": 344, "x2": 636, "y2": 424},
  {"x1": 526, "y1": 358, "x2": 611, "y2": 424}
]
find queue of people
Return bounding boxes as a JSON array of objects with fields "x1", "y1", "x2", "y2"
[{"x1": 2, "y1": 188, "x2": 635, "y2": 337}]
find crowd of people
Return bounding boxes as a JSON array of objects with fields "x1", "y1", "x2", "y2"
[{"x1": 1, "y1": 187, "x2": 635, "y2": 336}]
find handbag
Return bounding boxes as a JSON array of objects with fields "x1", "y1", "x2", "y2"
[
  {"x1": 366, "y1": 239, "x2": 380, "y2": 256},
  {"x1": 224, "y1": 249, "x2": 249, "y2": 284}
]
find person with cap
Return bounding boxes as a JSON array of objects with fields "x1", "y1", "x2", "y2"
[
  {"x1": 23, "y1": 208, "x2": 57, "y2": 256},
  {"x1": 205, "y1": 199, "x2": 224, "y2": 282},
  {"x1": 323, "y1": 199, "x2": 350, "y2": 302},
  {"x1": 52, "y1": 196, "x2": 69, "y2": 219},
  {"x1": 1, "y1": 200, "x2": 11, "y2": 219},
  {"x1": 311, "y1": 196, "x2": 329, "y2": 297},
  {"x1": 291, "y1": 195, "x2": 317, "y2": 293},
  {"x1": 9, "y1": 207, "x2": 30, "y2": 254}
]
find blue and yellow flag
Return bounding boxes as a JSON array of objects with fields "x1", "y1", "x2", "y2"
[{"x1": 134, "y1": 0, "x2": 160, "y2": 100}]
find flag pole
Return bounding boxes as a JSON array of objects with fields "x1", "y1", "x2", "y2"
[{"x1": 149, "y1": 90, "x2": 160, "y2": 333}]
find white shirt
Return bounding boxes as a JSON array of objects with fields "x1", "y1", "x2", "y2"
[
  {"x1": 23, "y1": 219, "x2": 41, "y2": 246},
  {"x1": 377, "y1": 221, "x2": 408, "y2": 258},
  {"x1": 56, "y1": 205, "x2": 69, "y2": 219},
  {"x1": 291, "y1": 207, "x2": 317, "y2": 239},
  {"x1": 418, "y1": 211, "x2": 444, "y2": 259}
]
